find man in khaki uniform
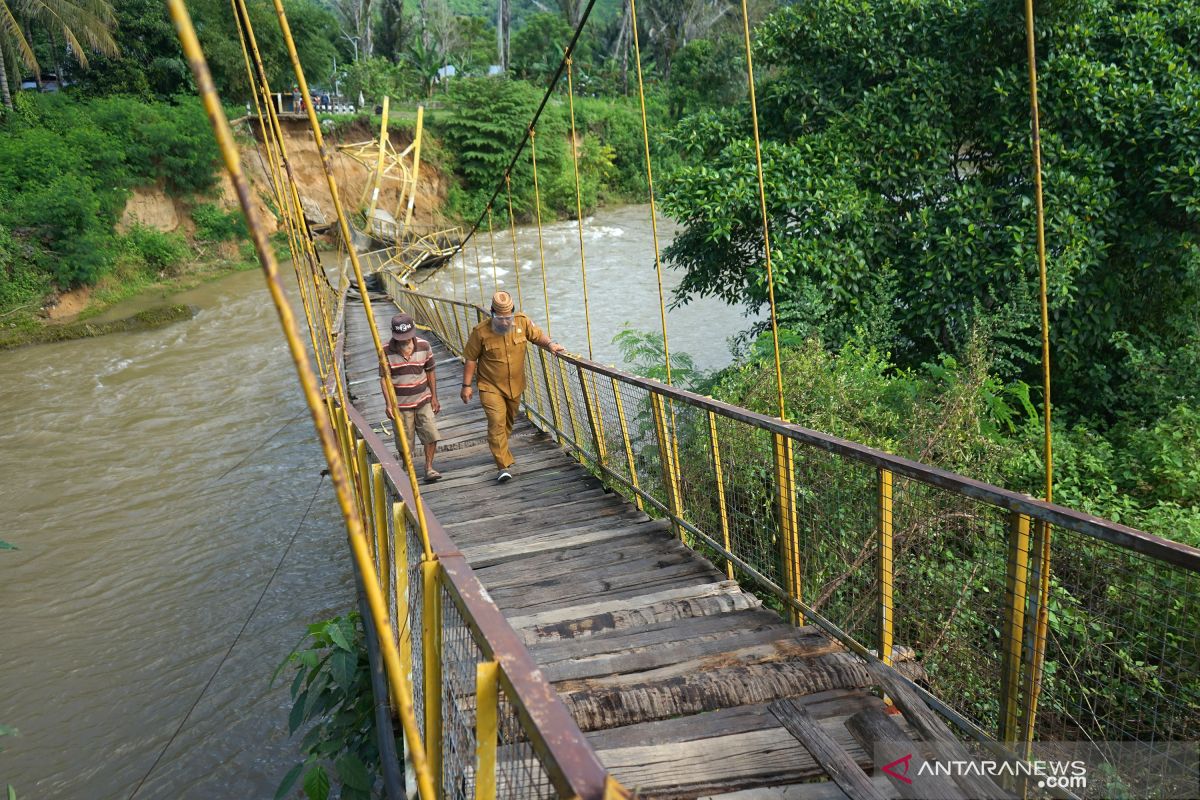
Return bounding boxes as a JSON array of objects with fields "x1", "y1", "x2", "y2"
[{"x1": 460, "y1": 291, "x2": 563, "y2": 482}]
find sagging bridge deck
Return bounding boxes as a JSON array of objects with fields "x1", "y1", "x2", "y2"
[{"x1": 343, "y1": 295, "x2": 1007, "y2": 800}]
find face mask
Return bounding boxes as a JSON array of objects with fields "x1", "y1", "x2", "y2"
[{"x1": 491, "y1": 315, "x2": 513, "y2": 334}]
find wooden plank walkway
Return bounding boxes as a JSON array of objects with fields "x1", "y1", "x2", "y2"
[{"x1": 343, "y1": 296, "x2": 1002, "y2": 800}]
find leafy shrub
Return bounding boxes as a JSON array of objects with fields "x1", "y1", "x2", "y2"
[
  {"x1": 120, "y1": 226, "x2": 189, "y2": 273},
  {"x1": 0, "y1": 225, "x2": 51, "y2": 310},
  {"x1": 192, "y1": 203, "x2": 247, "y2": 242},
  {"x1": 274, "y1": 613, "x2": 395, "y2": 800}
]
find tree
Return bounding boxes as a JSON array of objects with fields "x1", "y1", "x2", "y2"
[
  {"x1": 659, "y1": 0, "x2": 1200, "y2": 423},
  {"x1": 509, "y1": 11, "x2": 571, "y2": 82},
  {"x1": 0, "y1": 0, "x2": 117, "y2": 108}
]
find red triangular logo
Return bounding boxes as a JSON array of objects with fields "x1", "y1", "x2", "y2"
[{"x1": 882, "y1": 753, "x2": 914, "y2": 784}]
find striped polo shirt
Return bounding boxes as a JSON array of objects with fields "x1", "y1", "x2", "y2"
[{"x1": 384, "y1": 337, "x2": 435, "y2": 410}]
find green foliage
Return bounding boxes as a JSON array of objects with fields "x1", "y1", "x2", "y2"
[
  {"x1": 0, "y1": 93, "x2": 220, "y2": 295},
  {"x1": 667, "y1": 37, "x2": 746, "y2": 119},
  {"x1": 192, "y1": 203, "x2": 248, "y2": 243},
  {"x1": 660, "y1": 0, "x2": 1200, "y2": 423},
  {"x1": 274, "y1": 613, "x2": 392, "y2": 800},
  {"x1": 0, "y1": 224, "x2": 50, "y2": 310},
  {"x1": 612, "y1": 327, "x2": 706, "y2": 388},
  {"x1": 510, "y1": 12, "x2": 575, "y2": 82},
  {"x1": 120, "y1": 226, "x2": 189, "y2": 274}
]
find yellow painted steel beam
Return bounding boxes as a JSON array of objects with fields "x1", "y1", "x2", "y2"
[
  {"x1": 394, "y1": 501, "x2": 412, "y2": 685},
  {"x1": 578, "y1": 367, "x2": 608, "y2": 468},
  {"x1": 372, "y1": 462, "x2": 389, "y2": 599},
  {"x1": 365, "y1": 95, "x2": 390, "y2": 226},
  {"x1": 999, "y1": 512, "x2": 1032, "y2": 747},
  {"x1": 474, "y1": 660, "x2": 499, "y2": 800},
  {"x1": 651, "y1": 392, "x2": 684, "y2": 540},
  {"x1": 403, "y1": 106, "x2": 424, "y2": 230},
  {"x1": 774, "y1": 434, "x2": 802, "y2": 625},
  {"x1": 422, "y1": 558, "x2": 443, "y2": 795},
  {"x1": 612, "y1": 379, "x2": 643, "y2": 512},
  {"x1": 878, "y1": 468, "x2": 894, "y2": 666},
  {"x1": 708, "y1": 411, "x2": 734, "y2": 580}
]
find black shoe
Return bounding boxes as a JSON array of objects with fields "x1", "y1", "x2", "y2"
[{"x1": 496, "y1": 468, "x2": 513, "y2": 483}]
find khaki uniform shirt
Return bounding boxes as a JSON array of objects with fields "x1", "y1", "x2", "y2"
[{"x1": 463, "y1": 313, "x2": 545, "y2": 399}]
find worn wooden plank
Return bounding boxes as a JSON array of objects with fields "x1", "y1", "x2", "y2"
[
  {"x1": 531, "y1": 608, "x2": 787, "y2": 665},
  {"x1": 491, "y1": 560, "x2": 725, "y2": 614},
  {"x1": 769, "y1": 699, "x2": 888, "y2": 800},
  {"x1": 462, "y1": 519, "x2": 669, "y2": 567},
  {"x1": 547, "y1": 625, "x2": 826, "y2": 684},
  {"x1": 509, "y1": 581, "x2": 757, "y2": 643},
  {"x1": 700, "y1": 775, "x2": 900, "y2": 800},
  {"x1": 845, "y1": 709, "x2": 963, "y2": 800},
  {"x1": 865, "y1": 662, "x2": 1011, "y2": 800},
  {"x1": 474, "y1": 537, "x2": 680, "y2": 590},
  {"x1": 596, "y1": 719, "x2": 874, "y2": 799},
  {"x1": 584, "y1": 690, "x2": 888, "y2": 753}
]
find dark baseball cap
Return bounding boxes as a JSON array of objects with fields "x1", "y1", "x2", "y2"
[{"x1": 390, "y1": 313, "x2": 416, "y2": 341}]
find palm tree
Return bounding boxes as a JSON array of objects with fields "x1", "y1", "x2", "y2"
[{"x1": 0, "y1": 0, "x2": 118, "y2": 108}]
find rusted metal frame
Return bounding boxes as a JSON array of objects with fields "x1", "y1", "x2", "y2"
[
  {"x1": 650, "y1": 392, "x2": 685, "y2": 540},
  {"x1": 878, "y1": 468, "x2": 894, "y2": 666},
  {"x1": 999, "y1": 512, "x2": 1032, "y2": 748},
  {"x1": 774, "y1": 433, "x2": 803, "y2": 625},
  {"x1": 577, "y1": 366, "x2": 608, "y2": 470},
  {"x1": 355, "y1": 438, "x2": 376, "y2": 565},
  {"x1": 342, "y1": 401, "x2": 611, "y2": 799},
  {"x1": 707, "y1": 411, "x2": 734, "y2": 580}
]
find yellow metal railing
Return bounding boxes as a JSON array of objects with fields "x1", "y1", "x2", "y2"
[{"x1": 395, "y1": 286, "x2": 1200, "y2": 796}]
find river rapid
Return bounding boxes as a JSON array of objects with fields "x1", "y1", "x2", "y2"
[{"x1": 0, "y1": 204, "x2": 755, "y2": 798}]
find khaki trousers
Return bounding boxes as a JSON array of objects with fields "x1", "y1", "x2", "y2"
[{"x1": 478, "y1": 389, "x2": 520, "y2": 469}]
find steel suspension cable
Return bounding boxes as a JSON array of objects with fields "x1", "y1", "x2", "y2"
[
  {"x1": 738, "y1": 0, "x2": 786, "y2": 421},
  {"x1": 1021, "y1": 0, "x2": 1056, "y2": 752},
  {"x1": 486, "y1": 205, "x2": 499, "y2": 288},
  {"x1": 504, "y1": 176, "x2": 525, "y2": 311},
  {"x1": 471, "y1": 222, "x2": 485, "y2": 306},
  {"x1": 163, "y1": 7, "x2": 436, "y2": 800},
  {"x1": 448, "y1": 0, "x2": 602, "y2": 258},
  {"x1": 267, "y1": 0, "x2": 433, "y2": 560},
  {"x1": 628, "y1": 0, "x2": 673, "y2": 385},
  {"x1": 232, "y1": 0, "x2": 332, "y2": 383},
  {"x1": 529, "y1": 128, "x2": 554, "y2": 334},
  {"x1": 565, "y1": 54, "x2": 595, "y2": 358}
]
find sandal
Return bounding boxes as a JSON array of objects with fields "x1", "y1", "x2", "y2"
[{"x1": 424, "y1": 469, "x2": 443, "y2": 483}]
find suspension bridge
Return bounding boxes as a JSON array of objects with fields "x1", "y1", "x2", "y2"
[{"x1": 166, "y1": 0, "x2": 1199, "y2": 797}]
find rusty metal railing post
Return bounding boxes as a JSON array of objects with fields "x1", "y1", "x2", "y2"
[
  {"x1": 372, "y1": 463, "x2": 389, "y2": 605},
  {"x1": 394, "y1": 501, "x2": 412, "y2": 684}
]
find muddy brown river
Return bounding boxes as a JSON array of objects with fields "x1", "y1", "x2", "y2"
[{"x1": 0, "y1": 205, "x2": 755, "y2": 797}]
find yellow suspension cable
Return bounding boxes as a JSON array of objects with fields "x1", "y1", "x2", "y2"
[
  {"x1": 565, "y1": 54, "x2": 595, "y2": 359},
  {"x1": 472, "y1": 223, "x2": 485, "y2": 307},
  {"x1": 266, "y1": 0, "x2": 433, "y2": 558},
  {"x1": 232, "y1": 0, "x2": 332, "y2": 384},
  {"x1": 504, "y1": 175, "x2": 525, "y2": 311},
  {"x1": 1021, "y1": 0, "x2": 1056, "y2": 752},
  {"x1": 628, "y1": 0, "x2": 672, "y2": 385},
  {"x1": 164, "y1": 6, "x2": 435, "y2": 800},
  {"x1": 529, "y1": 128, "x2": 553, "y2": 335},
  {"x1": 486, "y1": 205, "x2": 499, "y2": 289},
  {"x1": 738, "y1": 0, "x2": 786, "y2": 421}
]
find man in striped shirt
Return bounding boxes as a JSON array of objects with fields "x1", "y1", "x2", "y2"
[{"x1": 380, "y1": 312, "x2": 442, "y2": 482}]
